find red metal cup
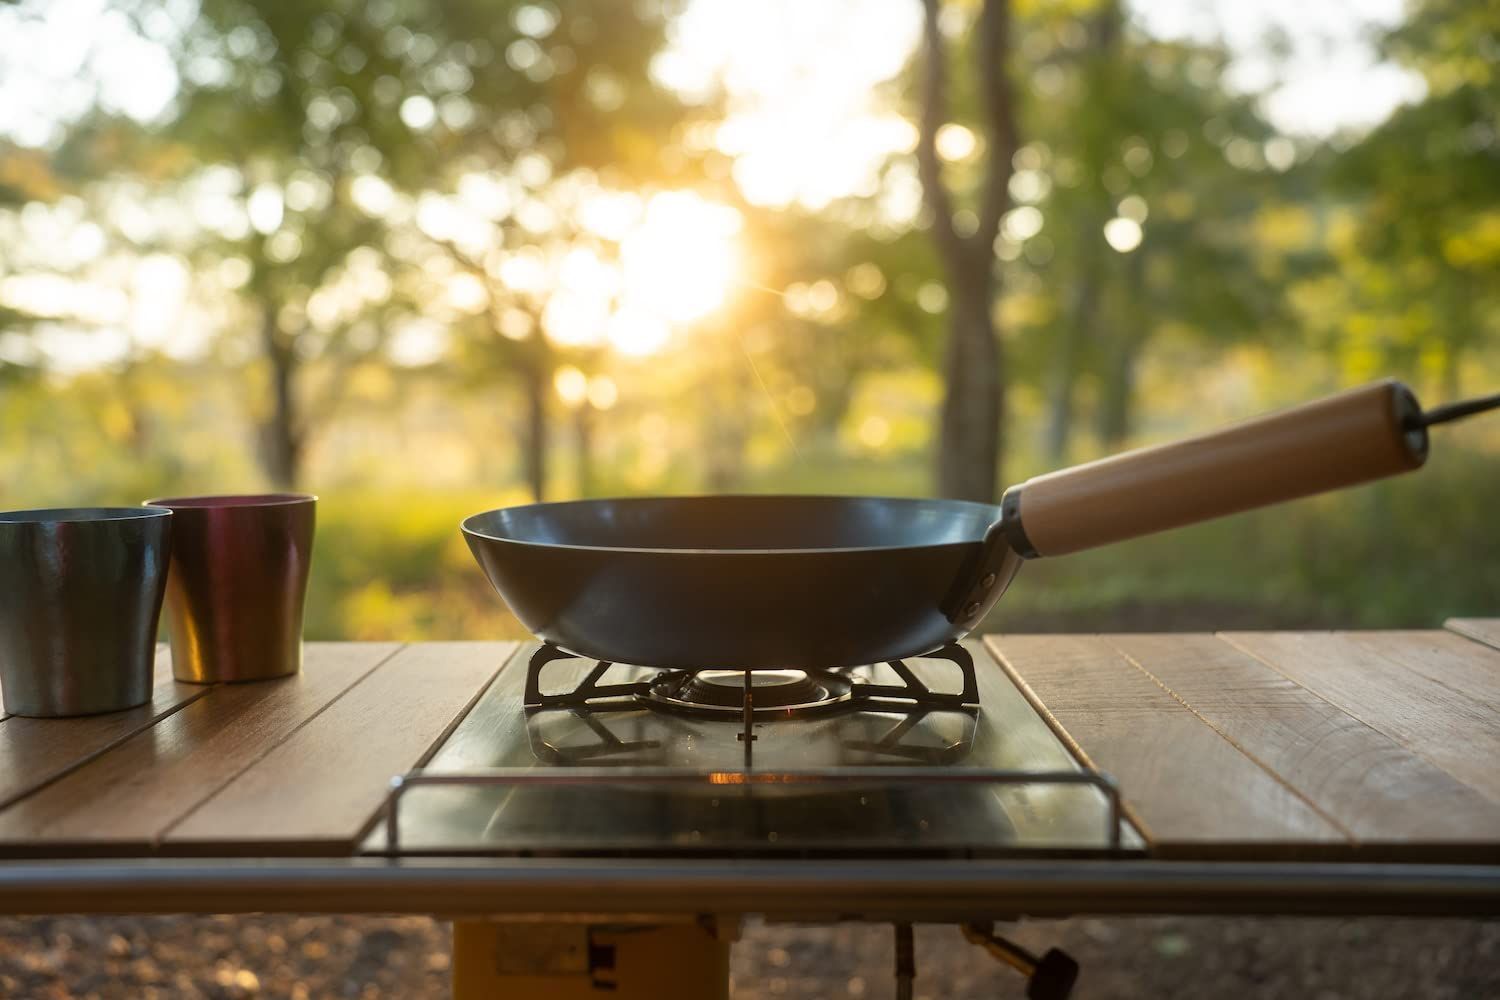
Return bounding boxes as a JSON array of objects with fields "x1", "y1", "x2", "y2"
[{"x1": 144, "y1": 493, "x2": 316, "y2": 683}]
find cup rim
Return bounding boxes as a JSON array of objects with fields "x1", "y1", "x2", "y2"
[
  {"x1": 142, "y1": 492, "x2": 317, "y2": 509},
  {"x1": 0, "y1": 506, "x2": 174, "y2": 524}
]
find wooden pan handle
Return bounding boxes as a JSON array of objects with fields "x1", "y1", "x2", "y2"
[{"x1": 1004, "y1": 379, "x2": 1428, "y2": 558}]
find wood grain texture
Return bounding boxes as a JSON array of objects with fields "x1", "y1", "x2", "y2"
[
  {"x1": 1335, "y1": 631, "x2": 1500, "y2": 713},
  {"x1": 0, "y1": 648, "x2": 206, "y2": 811},
  {"x1": 1446, "y1": 618, "x2": 1500, "y2": 653},
  {"x1": 168, "y1": 642, "x2": 513, "y2": 850},
  {"x1": 0, "y1": 643, "x2": 400, "y2": 851},
  {"x1": 1222, "y1": 632, "x2": 1500, "y2": 806},
  {"x1": 986, "y1": 635, "x2": 1345, "y2": 857},
  {"x1": 1108, "y1": 633, "x2": 1500, "y2": 857}
]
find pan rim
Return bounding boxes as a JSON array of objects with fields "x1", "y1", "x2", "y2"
[{"x1": 460, "y1": 493, "x2": 999, "y2": 557}]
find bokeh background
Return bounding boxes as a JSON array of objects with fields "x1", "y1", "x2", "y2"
[
  {"x1": 2, "y1": 3, "x2": 1500, "y2": 998},
  {"x1": 1, "y1": 0, "x2": 1497, "y2": 639}
]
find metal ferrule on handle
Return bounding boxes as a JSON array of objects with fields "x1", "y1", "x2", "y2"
[{"x1": 1002, "y1": 379, "x2": 1429, "y2": 559}]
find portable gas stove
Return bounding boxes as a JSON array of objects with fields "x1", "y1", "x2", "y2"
[
  {"x1": 378, "y1": 641, "x2": 1132, "y2": 859},
  {"x1": 374, "y1": 641, "x2": 1135, "y2": 999}
]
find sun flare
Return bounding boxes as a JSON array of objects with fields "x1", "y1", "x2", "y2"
[
  {"x1": 534, "y1": 189, "x2": 742, "y2": 357},
  {"x1": 619, "y1": 191, "x2": 743, "y2": 328}
]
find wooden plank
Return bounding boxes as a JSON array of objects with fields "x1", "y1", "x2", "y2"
[
  {"x1": 0, "y1": 648, "x2": 208, "y2": 811},
  {"x1": 1336, "y1": 631, "x2": 1500, "y2": 713},
  {"x1": 1222, "y1": 631, "x2": 1500, "y2": 806},
  {"x1": 985, "y1": 635, "x2": 1345, "y2": 858},
  {"x1": 1108, "y1": 633, "x2": 1500, "y2": 858},
  {"x1": 0, "y1": 643, "x2": 400, "y2": 852},
  {"x1": 167, "y1": 642, "x2": 514, "y2": 851},
  {"x1": 1446, "y1": 618, "x2": 1500, "y2": 653}
]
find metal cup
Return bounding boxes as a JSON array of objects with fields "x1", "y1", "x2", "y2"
[
  {"x1": 0, "y1": 507, "x2": 173, "y2": 717},
  {"x1": 144, "y1": 493, "x2": 316, "y2": 683}
]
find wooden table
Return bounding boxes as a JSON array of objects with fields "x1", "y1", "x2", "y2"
[{"x1": 0, "y1": 624, "x2": 1497, "y2": 918}]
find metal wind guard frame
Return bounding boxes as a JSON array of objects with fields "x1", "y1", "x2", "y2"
[
  {"x1": 522, "y1": 642, "x2": 981, "y2": 711},
  {"x1": 379, "y1": 767, "x2": 1125, "y2": 857}
]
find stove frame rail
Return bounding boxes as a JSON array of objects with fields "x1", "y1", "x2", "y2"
[
  {"x1": 378, "y1": 765, "x2": 1126, "y2": 856},
  {"x1": 0, "y1": 857, "x2": 1496, "y2": 919}
]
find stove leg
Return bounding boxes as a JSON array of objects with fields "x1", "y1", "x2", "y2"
[
  {"x1": 452, "y1": 920, "x2": 731, "y2": 999},
  {"x1": 894, "y1": 922, "x2": 915, "y2": 1000},
  {"x1": 962, "y1": 922, "x2": 1079, "y2": 1000}
]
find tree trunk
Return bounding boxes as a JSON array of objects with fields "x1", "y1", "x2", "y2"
[
  {"x1": 519, "y1": 353, "x2": 548, "y2": 502},
  {"x1": 119, "y1": 361, "x2": 153, "y2": 460},
  {"x1": 706, "y1": 362, "x2": 750, "y2": 491},
  {"x1": 258, "y1": 306, "x2": 303, "y2": 490},
  {"x1": 1047, "y1": 3, "x2": 1120, "y2": 465},
  {"x1": 917, "y1": 0, "x2": 1015, "y2": 503},
  {"x1": 574, "y1": 404, "x2": 593, "y2": 498},
  {"x1": 1043, "y1": 346, "x2": 1076, "y2": 466},
  {"x1": 1096, "y1": 327, "x2": 1142, "y2": 450},
  {"x1": 1045, "y1": 254, "x2": 1108, "y2": 463},
  {"x1": 1097, "y1": 242, "x2": 1152, "y2": 450},
  {"x1": 937, "y1": 265, "x2": 1003, "y2": 501}
]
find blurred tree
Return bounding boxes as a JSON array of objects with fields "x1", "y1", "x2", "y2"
[
  {"x1": 397, "y1": 0, "x2": 697, "y2": 500},
  {"x1": 1329, "y1": 0, "x2": 1500, "y2": 397},
  {"x1": 914, "y1": 0, "x2": 1017, "y2": 502},
  {"x1": 80, "y1": 0, "x2": 453, "y2": 488},
  {"x1": 0, "y1": 141, "x2": 60, "y2": 378},
  {"x1": 884, "y1": 0, "x2": 1290, "y2": 483},
  {"x1": 53, "y1": 0, "x2": 687, "y2": 492},
  {"x1": 1022, "y1": 4, "x2": 1286, "y2": 454}
]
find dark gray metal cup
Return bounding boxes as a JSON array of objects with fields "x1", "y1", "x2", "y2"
[
  {"x1": 0, "y1": 507, "x2": 173, "y2": 717},
  {"x1": 144, "y1": 493, "x2": 315, "y2": 684}
]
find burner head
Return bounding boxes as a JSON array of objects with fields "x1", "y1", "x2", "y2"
[{"x1": 644, "y1": 668, "x2": 852, "y2": 717}]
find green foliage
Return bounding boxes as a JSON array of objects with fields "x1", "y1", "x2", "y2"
[
  {"x1": 991, "y1": 435, "x2": 1500, "y2": 631},
  {"x1": 1319, "y1": 0, "x2": 1500, "y2": 390},
  {"x1": 0, "y1": 0, "x2": 1496, "y2": 640},
  {"x1": 304, "y1": 490, "x2": 526, "y2": 640}
]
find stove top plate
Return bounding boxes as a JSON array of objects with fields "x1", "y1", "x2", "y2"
[{"x1": 365, "y1": 642, "x2": 1139, "y2": 858}]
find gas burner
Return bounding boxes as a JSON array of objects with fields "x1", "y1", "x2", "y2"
[
  {"x1": 522, "y1": 642, "x2": 979, "y2": 713},
  {"x1": 644, "y1": 668, "x2": 853, "y2": 717}
]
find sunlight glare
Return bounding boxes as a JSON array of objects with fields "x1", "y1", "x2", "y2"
[
  {"x1": 542, "y1": 292, "x2": 610, "y2": 348},
  {"x1": 579, "y1": 190, "x2": 644, "y2": 241},
  {"x1": 607, "y1": 304, "x2": 671, "y2": 356},
  {"x1": 1104, "y1": 217, "x2": 1144, "y2": 253},
  {"x1": 620, "y1": 191, "x2": 742, "y2": 324},
  {"x1": 351, "y1": 175, "x2": 397, "y2": 217},
  {"x1": 587, "y1": 374, "x2": 619, "y2": 410},
  {"x1": 553, "y1": 365, "x2": 588, "y2": 407},
  {"x1": 558, "y1": 247, "x2": 621, "y2": 300},
  {"x1": 498, "y1": 249, "x2": 548, "y2": 295},
  {"x1": 935, "y1": 123, "x2": 978, "y2": 162},
  {"x1": 247, "y1": 184, "x2": 283, "y2": 234}
]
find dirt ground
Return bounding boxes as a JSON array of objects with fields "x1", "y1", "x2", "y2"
[{"x1": 0, "y1": 913, "x2": 1496, "y2": 998}]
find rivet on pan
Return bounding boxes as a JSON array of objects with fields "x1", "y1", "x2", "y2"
[
  {"x1": 980, "y1": 573, "x2": 997, "y2": 588},
  {"x1": 963, "y1": 601, "x2": 981, "y2": 617}
]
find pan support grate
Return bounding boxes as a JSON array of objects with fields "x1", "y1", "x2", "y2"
[{"x1": 521, "y1": 642, "x2": 981, "y2": 713}]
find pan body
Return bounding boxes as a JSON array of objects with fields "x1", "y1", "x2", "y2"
[{"x1": 462, "y1": 495, "x2": 1016, "y2": 669}]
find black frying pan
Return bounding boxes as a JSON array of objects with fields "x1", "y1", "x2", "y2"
[{"x1": 462, "y1": 380, "x2": 1496, "y2": 669}]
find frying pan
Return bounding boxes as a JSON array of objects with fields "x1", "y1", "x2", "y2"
[{"x1": 463, "y1": 379, "x2": 1498, "y2": 669}]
